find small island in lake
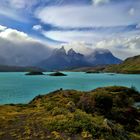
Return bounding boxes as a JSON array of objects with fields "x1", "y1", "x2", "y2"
[
  {"x1": 48, "y1": 71, "x2": 67, "y2": 76},
  {"x1": 86, "y1": 71, "x2": 100, "y2": 74},
  {"x1": 25, "y1": 71, "x2": 44, "y2": 75}
]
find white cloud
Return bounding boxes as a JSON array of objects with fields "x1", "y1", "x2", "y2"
[
  {"x1": 136, "y1": 23, "x2": 140, "y2": 29},
  {"x1": 33, "y1": 25, "x2": 42, "y2": 31},
  {"x1": 0, "y1": 28, "x2": 34, "y2": 43},
  {"x1": 9, "y1": 0, "x2": 38, "y2": 9},
  {"x1": 42, "y1": 30, "x2": 101, "y2": 43},
  {"x1": 9, "y1": 0, "x2": 27, "y2": 9},
  {"x1": 42, "y1": 29, "x2": 140, "y2": 59},
  {"x1": 0, "y1": 25, "x2": 53, "y2": 51},
  {"x1": 36, "y1": 4, "x2": 140, "y2": 28},
  {"x1": 0, "y1": 25, "x2": 52, "y2": 66},
  {"x1": 42, "y1": 28, "x2": 140, "y2": 43},
  {"x1": 38, "y1": 0, "x2": 140, "y2": 59},
  {"x1": 62, "y1": 42, "x2": 93, "y2": 55},
  {"x1": 95, "y1": 36, "x2": 140, "y2": 59},
  {"x1": 0, "y1": 3, "x2": 30, "y2": 23},
  {"x1": 0, "y1": 0, "x2": 38, "y2": 22},
  {"x1": 0, "y1": 25, "x2": 7, "y2": 31},
  {"x1": 93, "y1": 0, "x2": 110, "y2": 6},
  {"x1": 53, "y1": 34, "x2": 140, "y2": 59},
  {"x1": 129, "y1": 8, "x2": 135, "y2": 16}
]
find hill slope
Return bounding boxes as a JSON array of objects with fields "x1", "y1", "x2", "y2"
[
  {"x1": 105, "y1": 55, "x2": 140, "y2": 74},
  {"x1": 0, "y1": 86, "x2": 140, "y2": 140}
]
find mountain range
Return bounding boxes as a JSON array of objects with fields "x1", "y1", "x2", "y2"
[
  {"x1": 38, "y1": 47, "x2": 90, "y2": 70},
  {"x1": 0, "y1": 45, "x2": 122, "y2": 71},
  {"x1": 37, "y1": 47, "x2": 122, "y2": 71}
]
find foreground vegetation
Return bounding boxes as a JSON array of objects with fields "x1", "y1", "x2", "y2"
[{"x1": 0, "y1": 86, "x2": 140, "y2": 140}]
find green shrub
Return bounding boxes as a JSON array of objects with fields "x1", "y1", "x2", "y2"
[
  {"x1": 51, "y1": 107, "x2": 69, "y2": 116},
  {"x1": 93, "y1": 93, "x2": 113, "y2": 114},
  {"x1": 66, "y1": 101, "x2": 76, "y2": 112},
  {"x1": 77, "y1": 94, "x2": 95, "y2": 113}
]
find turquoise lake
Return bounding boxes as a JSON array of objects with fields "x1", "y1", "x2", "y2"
[{"x1": 0, "y1": 72, "x2": 140, "y2": 104}]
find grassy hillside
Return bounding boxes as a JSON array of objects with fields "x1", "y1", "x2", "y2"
[
  {"x1": 0, "y1": 86, "x2": 140, "y2": 140},
  {"x1": 105, "y1": 55, "x2": 140, "y2": 74}
]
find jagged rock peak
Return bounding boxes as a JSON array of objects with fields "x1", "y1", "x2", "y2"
[
  {"x1": 59, "y1": 46, "x2": 66, "y2": 53},
  {"x1": 54, "y1": 46, "x2": 66, "y2": 55},
  {"x1": 68, "y1": 48, "x2": 76, "y2": 55}
]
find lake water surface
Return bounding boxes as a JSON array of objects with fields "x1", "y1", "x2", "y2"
[{"x1": 0, "y1": 72, "x2": 140, "y2": 104}]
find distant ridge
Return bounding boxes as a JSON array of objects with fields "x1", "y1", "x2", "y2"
[
  {"x1": 0, "y1": 65, "x2": 44, "y2": 72},
  {"x1": 104, "y1": 55, "x2": 140, "y2": 74}
]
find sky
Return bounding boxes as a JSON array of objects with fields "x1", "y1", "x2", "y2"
[{"x1": 0, "y1": 0, "x2": 140, "y2": 59}]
